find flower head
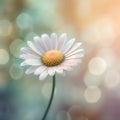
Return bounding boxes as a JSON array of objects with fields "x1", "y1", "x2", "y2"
[{"x1": 20, "y1": 33, "x2": 84, "y2": 80}]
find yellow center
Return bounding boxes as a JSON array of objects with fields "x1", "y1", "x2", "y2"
[{"x1": 41, "y1": 50, "x2": 64, "y2": 67}]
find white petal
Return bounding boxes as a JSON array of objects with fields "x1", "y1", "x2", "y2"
[
  {"x1": 64, "y1": 59, "x2": 80, "y2": 64},
  {"x1": 58, "y1": 33, "x2": 67, "y2": 50},
  {"x1": 59, "y1": 64, "x2": 72, "y2": 71},
  {"x1": 51, "y1": 33, "x2": 58, "y2": 49},
  {"x1": 21, "y1": 47, "x2": 38, "y2": 56},
  {"x1": 58, "y1": 34, "x2": 67, "y2": 51},
  {"x1": 66, "y1": 42, "x2": 82, "y2": 55},
  {"x1": 25, "y1": 59, "x2": 41, "y2": 66},
  {"x1": 41, "y1": 34, "x2": 50, "y2": 51},
  {"x1": 41, "y1": 34, "x2": 52, "y2": 50},
  {"x1": 34, "y1": 66, "x2": 47, "y2": 75},
  {"x1": 39, "y1": 70, "x2": 48, "y2": 80},
  {"x1": 34, "y1": 36, "x2": 40, "y2": 40},
  {"x1": 56, "y1": 68, "x2": 63, "y2": 74},
  {"x1": 21, "y1": 60, "x2": 41, "y2": 67},
  {"x1": 20, "y1": 61, "x2": 27, "y2": 66},
  {"x1": 65, "y1": 49, "x2": 84, "y2": 57},
  {"x1": 34, "y1": 36, "x2": 46, "y2": 53},
  {"x1": 65, "y1": 54, "x2": 84, "y2": 60},
  {"x1": 27, "y1": 41, "x2": 41, "y2": 55},
  {"x1": 20, "y1": 54, "x2": 40, "y2": 60},
  {"x1": 63, "y1": 38, "x2": 75, "y2": 53},
  {"x1": 20, "y1": 54, "x2": 26, "y2": 59},
  {"x1": 55, "y1": 66, "x2": 66, "y2": 76},
  {"x1": 62, "y1": 66, "x2": 72, "y2": 71},
  {"x1": 25, "y1": 66, "x2": 38, "y2": 74},
  {"x1": 62, "y1": 59, "x2": 81, "y2": 67},
  {"x1": 48, "y1": 67, "x2": 55, "y2": 76}
]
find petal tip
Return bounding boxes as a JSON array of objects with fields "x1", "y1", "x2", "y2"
[
  {"x1": 34, "y1": 72, "x2": 39, "y2": 75},
  {"x1": 41, "y1": 33, "x2": 49, "y2": 37},
  {"x1": 19, "y1": 55, "x2": 23, "y2": 59},
  {"x1": 20, "y1": 61, "x2": 27, "y2": 66},
  {"x1": 20, "y1": 48, "x2": 25, "y2": 51},
  {"x1": 25, "y1": 71, "x2": 30, "y2": 75},
  {"x1": 27, "y1": 40, "x2": 30, "y2": 43},
  {"x1": 20, "y1": 63, "x2": 24, "y2": 66},
  {"x1": 34, "y1": 36, "x2": 40, "y2": 40},
  {"x1": 39, "y1": 77, "x2": 45, "y2": 81},
  {"x1": 51, "y1": 33, "x2": 57, "y2": 38}
]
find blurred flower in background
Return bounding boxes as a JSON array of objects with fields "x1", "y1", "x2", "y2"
[{"x1": 0, "y1": 0, "x2": 120, "y2": 120}]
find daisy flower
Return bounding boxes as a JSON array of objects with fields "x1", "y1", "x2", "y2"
[
  {"x1": 20, "y1": 33, "x2": 84, "y2": 120},
  {"x1": 20, "y1": 33, "x2": 84, "y2": 80}
]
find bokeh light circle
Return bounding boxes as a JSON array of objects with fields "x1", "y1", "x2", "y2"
[
  {"x1": 88, "y1": 57, "x2": 107, "y2": 75},
  {"x1": 84, "y1": 86, "x2": 101, "y2": 103},
  {"x1": 16, "y1": 12, "x2": 33, "y2": 29},
  {"x1": 0, "y1": 49, "x2": 9, "y2": 65},
  {"x1": 84, "y1": 72, "x2": 102, "y2": 87},
  {"x1": 104, "y1": 70, "x2": 120, "y2": 89},
  {"x1": 9, "y1": 64, "x2": 24, "y2": 80},
  {"x1": 0, "y1": 20, "x2": 12, "y2": 36},
  {"x1": 9, "y1": 39, "x2": 25, "y2": 58},
  {"x1": 80, "y1": 18, "x2": 115, "y2": 45}
]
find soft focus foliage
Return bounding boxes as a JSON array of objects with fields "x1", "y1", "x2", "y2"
[{"x1": 0, "y1": 0, "x2": 120, "y2": 120}]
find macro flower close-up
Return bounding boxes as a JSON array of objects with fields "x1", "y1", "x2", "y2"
[
  {"x1": 20, "y1": 33, "x2": 84, "y2": 80},
  {"x1": 1, "y1": 0, "x2": 120, "y2": 120}
]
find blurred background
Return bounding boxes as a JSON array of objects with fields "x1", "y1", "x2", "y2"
[{"x1": 0, "y1": 0, "x2": 120, "y2": 120}]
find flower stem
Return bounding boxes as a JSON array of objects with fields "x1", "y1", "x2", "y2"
[{"x1": 42, "y1": 75, "x2": 56, "y2": 120}]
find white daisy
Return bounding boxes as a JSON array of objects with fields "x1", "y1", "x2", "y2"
[{"x1": 20, "y1": 33, "x2": 84, "y2": 80}]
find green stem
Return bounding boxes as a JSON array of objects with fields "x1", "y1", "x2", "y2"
[{"x1": 42, "y1": 75, "x2": 56, "y2": 120}]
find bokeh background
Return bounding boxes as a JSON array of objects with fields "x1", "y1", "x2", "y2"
[{"x1": 0, "y1": 0, "x2": 120, "y2": 120}]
